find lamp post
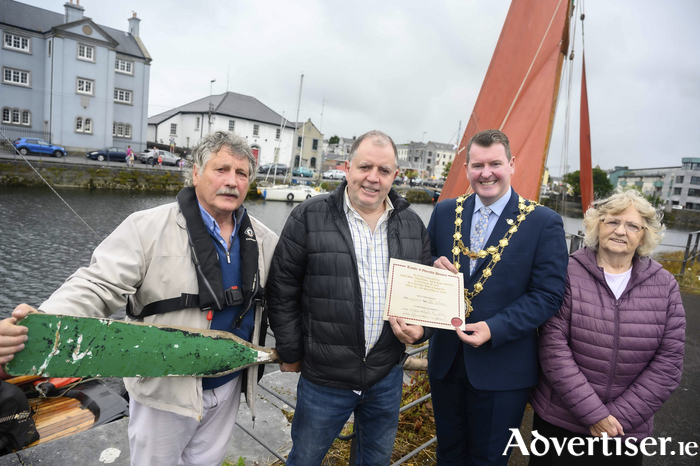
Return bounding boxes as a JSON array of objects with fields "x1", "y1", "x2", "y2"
[{"x1": 208, "y1": 79, "x2": 216, "y2": 134}]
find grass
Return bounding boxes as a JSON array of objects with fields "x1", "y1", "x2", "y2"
[{"x1": 655, "y1": 250, "x2": 700, "y2": 291}]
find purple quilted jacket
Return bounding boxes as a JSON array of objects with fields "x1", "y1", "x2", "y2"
[{"x1": 530, "y1": 247, "x2": 685, "y2": 439}]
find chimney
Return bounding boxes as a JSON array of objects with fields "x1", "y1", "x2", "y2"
[
  {"x1": 64, "y1": 0, "x2": 84, "y2": 24},
  {"x1": 128, "y1": 12, "x2": 141, "y2": 37}
]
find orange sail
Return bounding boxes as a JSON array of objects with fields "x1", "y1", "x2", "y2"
[
  {"x1": 440, "y1": 0, "x2": 572, "y2": 201},
  {"x1": 579, "y1": 53, "x2": 594, "y2": 211}
]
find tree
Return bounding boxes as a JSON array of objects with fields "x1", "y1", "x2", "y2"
[
  {"x1": 564, "y1": 166, "x2": 613, "y2": 198},
  {"x1": 441, "y1": 161, "x2": 452, "y2": 179},
  {"x1": 329, "y1": 135, "x2": 339, "y2": 145}
]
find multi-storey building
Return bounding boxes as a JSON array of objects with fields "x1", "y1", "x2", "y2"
[
  {"x1": 664, "y1": 158, "x2": 700, "y2": 210},
  {"x1": 396, "y1": 141, "x2": 455, "y2": 177},
  {"x1": 147, "y1": 91, "x2": 296, "y2": 167},
  {"x1": 293, "y1": 119, "x2": 323, "y2": 169},
  {"x1": 1, "y1": 0, "x2": 151, "y2": 152}
]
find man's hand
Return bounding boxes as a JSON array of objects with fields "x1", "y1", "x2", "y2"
[
  {"x1": 389, "y1": 317, "x2": 424, "y2": 344},
  {"x1": 280, "y1": 360, "x2": 301, "y2": 373},
  {"x1": 590, "y1": 415, "x2": 624, "y2": 437},
  {"x1": 0, "y1": 304, "x2": 38, "y2": 365},
  {"x1": 456, "y1": 321, "x2": 491, "y2": 348},
  {"x1": 433, "y1": 256, "x2": 458, "y2": 274}
]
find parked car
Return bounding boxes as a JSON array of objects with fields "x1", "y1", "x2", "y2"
[
  {"x1": 322, "y1": 169, "x2": 346, "y2": 180},
  {"x1": 292, "y1": 166, "x2": 314, "y2": 178},
  {"x1": 86, "y1": 147, "x2": 128, "y2": 162},
  {"x1": 139, "y1": 149, "x2": 181, "y2": 166},
  {"x1": 13, "y1": 138, "x2": 66, "y2": 157},
  {"x1": 258, "y1": 163, "x2": 288, "y2": 175}
]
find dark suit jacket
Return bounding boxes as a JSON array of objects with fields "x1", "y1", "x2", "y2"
[{"x1": 427, "y1": 188, "x2": 568, "y2": 391}]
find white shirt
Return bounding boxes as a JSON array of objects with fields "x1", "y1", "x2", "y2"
[
  {"x1": 604, "y1": 267, "x2": 632, "y2": 299},
  {"x1": 343, "y1": 188, "x2": 394, "y2": 356}
]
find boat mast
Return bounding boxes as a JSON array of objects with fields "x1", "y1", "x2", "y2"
[{"x1": 291, "y1": 74, "x2": 304, "y2": 169}]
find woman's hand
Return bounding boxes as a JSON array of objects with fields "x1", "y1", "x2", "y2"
[{"x1": 589, "y1": 415, "x2": 625, "y2": 437}]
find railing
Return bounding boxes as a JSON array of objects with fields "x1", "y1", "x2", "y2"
[
  {"x1": 0, "y1": 126, "x2": 52, "y2": 146},
  {"x1": 236, "y1": 340, "x2": 433, "y2": 465},
  {"x1": 674, "y1": 230, "x2": 700, "y2": 280}
]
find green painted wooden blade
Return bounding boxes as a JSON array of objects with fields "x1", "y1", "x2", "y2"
[{"x1": 5, "y1": 313, "x2": 279, "y2": 378}]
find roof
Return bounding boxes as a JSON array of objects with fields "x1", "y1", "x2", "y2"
[
  {"x1": 148, "y1": 91, "x2": 295, "y2": 128},
  {"x1": 0, "y1": 0, "x2": 148, "y2": 59}
]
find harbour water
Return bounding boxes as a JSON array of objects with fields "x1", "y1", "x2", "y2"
[{"x1": 0, "y1": 186, "x2": 694, "y2": 316}]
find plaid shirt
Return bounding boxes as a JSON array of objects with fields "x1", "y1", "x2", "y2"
[{"x1": 344, "y1": 188, "x2": 394, "y2": 356}]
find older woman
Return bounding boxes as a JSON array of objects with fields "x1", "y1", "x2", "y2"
[{"x1": 529, "y1": 189, "x2": 686, "y2": 465}]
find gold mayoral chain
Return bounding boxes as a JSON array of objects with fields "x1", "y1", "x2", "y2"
[{"x1": 452, "y1": 193, "x2": 540, "y2": 317}]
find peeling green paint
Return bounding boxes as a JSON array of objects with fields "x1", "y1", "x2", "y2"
[{"x1": 6, "y1": 314, "x2": 277, "y2": 378}]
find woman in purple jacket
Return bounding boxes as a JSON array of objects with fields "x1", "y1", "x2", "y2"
[{"x1": 530, "y1": 189, "x2": 686, "y2": 465}]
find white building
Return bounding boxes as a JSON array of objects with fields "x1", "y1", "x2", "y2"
[
  {"x1": 1, "y1": 0, "x2": 151, "y2": 152},
  {"x1": 147, "y1": 91, "x2": 296, "y2": 166}
]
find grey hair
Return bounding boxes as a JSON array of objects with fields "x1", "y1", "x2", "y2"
[
  {"x1": 582, "y1": 188, "x2": 665, "y2": 257},
  {"x1": 466, "y1": 129, "x2": 512, "y2": 163},
  {"x1": 348, "y1": 130, "x2": 399, "y2": 167},
  {"x1": 184, "y1": 131, "x2": 256, "y2": 186}
]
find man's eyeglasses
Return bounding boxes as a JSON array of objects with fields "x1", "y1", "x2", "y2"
[{"x1": 600, "y1": 219, "x2": 646, "y2": 233}]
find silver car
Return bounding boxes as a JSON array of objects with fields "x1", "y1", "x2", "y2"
[{"x1": 139, "y1": 149, "x2": 181, "y2": 166}]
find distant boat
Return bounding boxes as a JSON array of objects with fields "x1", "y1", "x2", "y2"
[{"x1": 262, "y1": 185, "x2": 322, "y2": 202}]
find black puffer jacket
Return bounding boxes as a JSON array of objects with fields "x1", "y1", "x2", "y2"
[{"x1": 267, "y1": 182, "x2": 433, "y2": 390}]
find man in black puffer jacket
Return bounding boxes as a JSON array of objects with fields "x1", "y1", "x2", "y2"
[{"x1": 268, "y1": 130, "x2": 433, "y2": 466}]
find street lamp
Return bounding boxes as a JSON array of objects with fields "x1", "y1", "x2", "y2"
[
  {"x1": 208, "y1": 79, "x2": 216, "y2": 134},
  {"x1": 422, "y1": 131, "x2": 427, "y2": 142}
]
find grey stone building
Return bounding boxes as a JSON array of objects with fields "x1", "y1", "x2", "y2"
[
  {"x1": 1, "y1": 0, "x2": 151, "y2": 152},
  {"x1": 665, "y1": 158, "x2": 700, "y2": 210}
]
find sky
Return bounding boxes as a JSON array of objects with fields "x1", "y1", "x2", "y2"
[{"x1": 17, "y1": 0, "x2": 700, "y2": 176}]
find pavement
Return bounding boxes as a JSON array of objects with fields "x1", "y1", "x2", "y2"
[{"x1": 0, "y1": 292, "x2": 697, "y2": 466}]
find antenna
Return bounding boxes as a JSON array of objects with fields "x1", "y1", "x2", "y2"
[{"x1": 320, "y1": 94, "x2": 326, "y2": 134}]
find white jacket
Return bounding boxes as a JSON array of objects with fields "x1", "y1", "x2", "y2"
[{"x1": 40, "y1": 201, "x2": 278, "y2": 420}]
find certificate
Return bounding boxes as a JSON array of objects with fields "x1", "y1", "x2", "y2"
[{"x1": 382, "y1": 258, "x2": 465, "y2": 330}]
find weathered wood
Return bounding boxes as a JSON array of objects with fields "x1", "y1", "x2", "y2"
[
  {"x1": 6, "y1": 314, "x2": 279, "y2": 378},
  {"x1": 5, "y1": 314, "x2": 429, "y2": 378}
]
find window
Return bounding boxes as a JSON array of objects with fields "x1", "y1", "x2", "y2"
[
  {"x1": 297, "y1": 136, "x2": 302, "y2": 148},
  {"x1": 77, "y1": 43, "x2": 95, "y2": 62},
  {"x1": 76, "y1": 117, "x2": 93, "y2": 134},
  {"x1": 76, "y1": 78, "x2": 94, "y2": 95},
  {"x1": 312, "y1": 139, "x2": 318, "y2": 150},
  {"x1": 21, "y1": 110, "x2": 30, "y2": 126},
  {"x1": 2, "y1": 67, "x2": 30, "y2": 87},
  {"x1": 689, "y1": 189, "x2": 700, "y2": 197},
  {"x1": 253, "y1": 124, "x2": 259, "y2": 137},
  {"x1": 114, "y1": 88, "x2": 132, "y2": 104},
  {"x1": 276, "y1": 128, "x2": 281, "y2": 140},
  {"x1": 195, "y1": 116, "x2": 200, "y2": 130},
  {"x1": 114, "y1": 59, "x2": 133, "y2": 75},
  {"x1": 112, "y1": 122, "x2": 131, "y2": 138},
  {"x1": 676, "y1": 176, "x2": 685, "y2": 183},
  {"x1": 673, "y1": 187, "x2": 682, "y2": 195},
  {"x1": 170, "y1": 123, "x2": 177, "y2": 135},
  {"x1": 3, "y1": 33, "x2": 30, "y2": 53},
  {"x1": 229, "y1": 120, "x2": 235, "y2": 132},
  {"x1": 1, "y1": 108, "x2": 9, "y2": 123},
  {"x1": 48, "y1": 40, "x2": 51, "y2": 57},
  {"x1": 691, "y1": 176, "x2": 700, "y2": 185},
  {"x1": 12, "y1": 109, "x2": 20, "y2": 124}
]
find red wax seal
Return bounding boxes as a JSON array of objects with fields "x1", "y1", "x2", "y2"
[{"x1": 451, "y1": 317, "x2": 463, "y2": 327}]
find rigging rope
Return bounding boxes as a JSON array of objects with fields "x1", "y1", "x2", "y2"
[{"x1": 0, "y1": 128, "x2": 103, "y2": 241}]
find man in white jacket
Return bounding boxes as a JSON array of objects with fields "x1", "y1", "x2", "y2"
[{"x1": 0, "y1": 131, "x2": 278, "y2": 466}]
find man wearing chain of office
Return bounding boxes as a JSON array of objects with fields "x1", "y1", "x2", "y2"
[{"x1": 427, "y1": 129, "x2": 568, "y2": 466}]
